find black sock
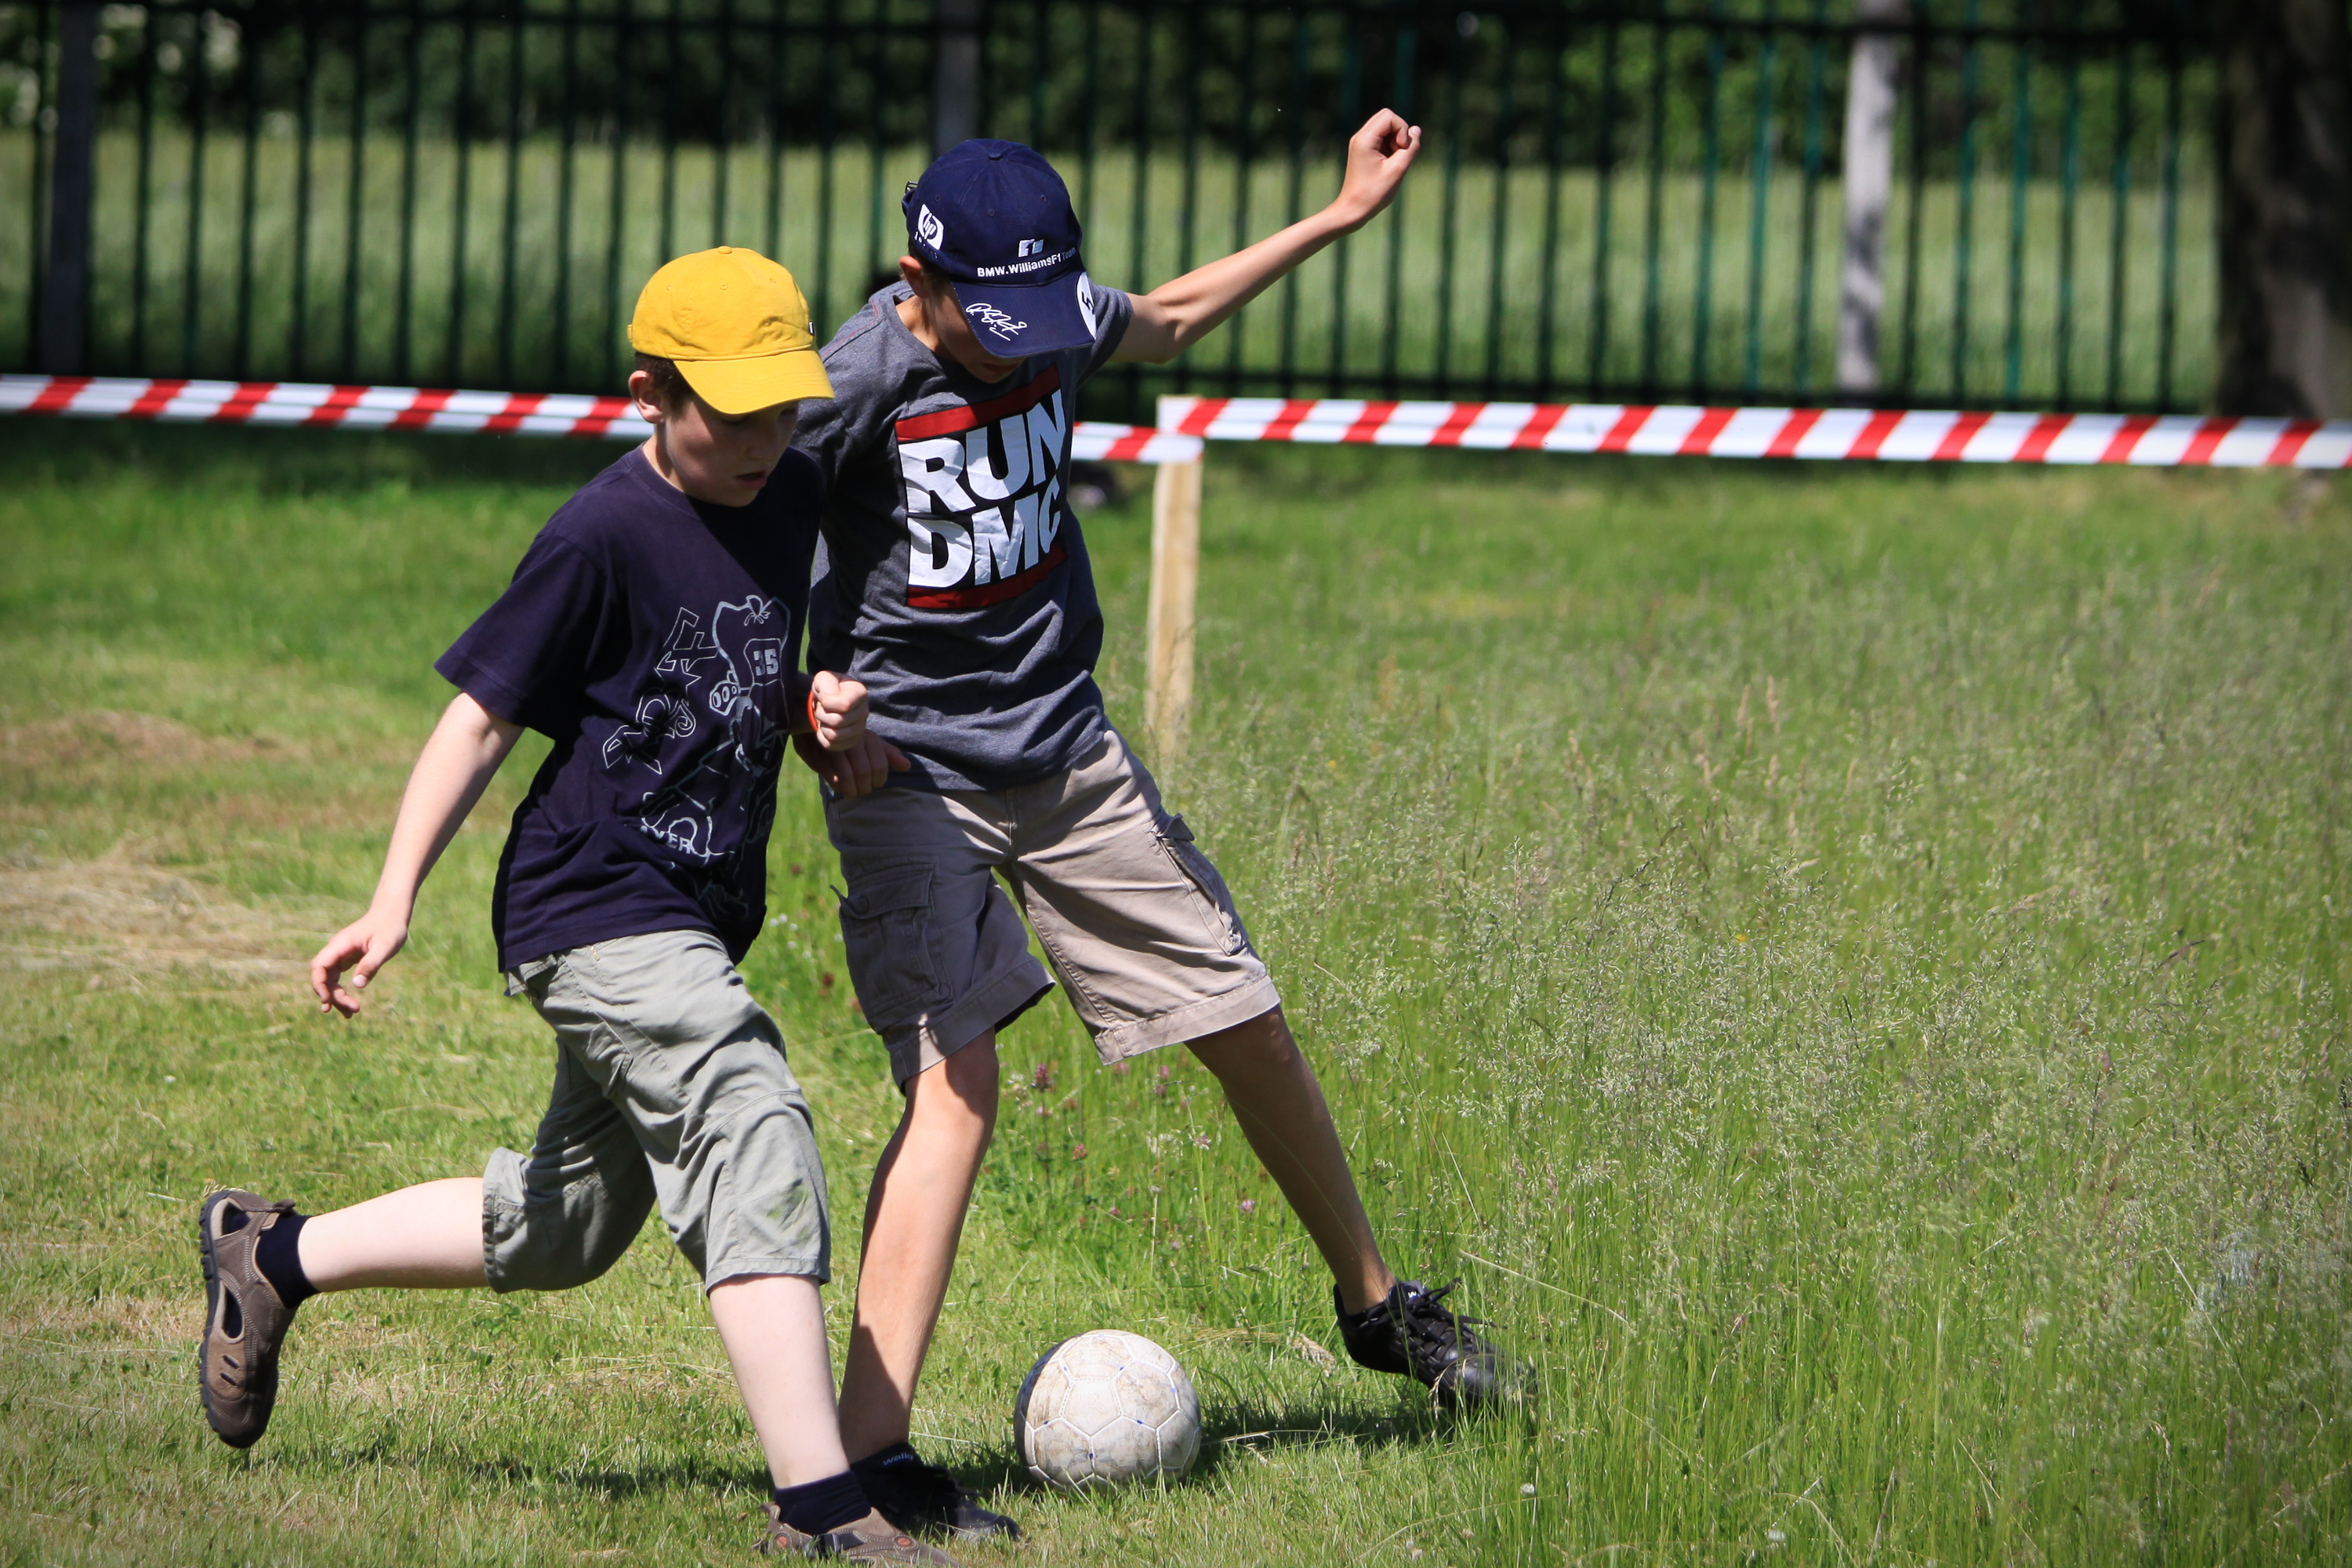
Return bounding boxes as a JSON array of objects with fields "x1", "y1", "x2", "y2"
[
  {"x1": 1338, "y1": 1281, "x2": 1401, "y2": 1329},
  {"x1": 850, "y1": 1440, "x2": 920, "y2": 1479},
  {"x1": 773, "y1": 1470, "x2": 869, "y2": 1537},
  {"x1": 252, "y1": 1210, "x2": 316, "y2": 1308}
]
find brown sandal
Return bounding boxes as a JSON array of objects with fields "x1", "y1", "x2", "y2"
[
  {"x1": 197, "y1": 1189, "x2": 300, "y2": 1449},
  {"x1": 758, "y1": 1505, "x2": 965, "y2": 1564}
]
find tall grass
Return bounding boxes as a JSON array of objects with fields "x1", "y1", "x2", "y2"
[
  {"x1": 1147, "y1": 449, "x2": 2349, "y2": 1561},
  {"x1": 0, "y1": 424, "x2": 2343, "y2": 1563},
  {"x1": 0, "y1": 129, "x2": 2214, "y2": 412}
]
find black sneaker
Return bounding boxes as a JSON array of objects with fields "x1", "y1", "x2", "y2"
[
  {"x1": 1335, "y1": 1278, "x2": 1510, "y2": 1410},
  {"x1": 850, "y1": 1443, "x2": 1022, "y2": 1543}
]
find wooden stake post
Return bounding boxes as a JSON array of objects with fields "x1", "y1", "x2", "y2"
[{"x1": 1144, "y1": 451, "x2": 1203, "y2": 757}]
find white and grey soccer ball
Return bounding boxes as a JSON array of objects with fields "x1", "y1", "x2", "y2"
[{"x1": 1013, "y1": 1329, "x2": 1201, "y2": 1490}]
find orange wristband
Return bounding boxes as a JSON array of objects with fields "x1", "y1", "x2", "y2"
[{"x1": 806, "y1": 684, "x2": 822, "y2": 739}]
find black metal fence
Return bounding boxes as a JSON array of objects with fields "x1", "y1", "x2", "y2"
[{"x1": 3, "y1": 2, "x2": 2213, "y2": 422}]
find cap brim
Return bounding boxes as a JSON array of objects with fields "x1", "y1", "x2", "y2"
[
  {"x1": 674, "y1": 348, "x2": 835, "y2": 416},
  {"x1": 954, "y1": 272, "x2": 1097, "y2": 358}
]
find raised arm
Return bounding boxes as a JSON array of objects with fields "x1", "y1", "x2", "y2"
[
  {"x1": 1111, "y1": 108, "x2": 1421, "y2": 365},
  {"x1": 310, "y1": 691, "x2": 524, "y2": 1015}
]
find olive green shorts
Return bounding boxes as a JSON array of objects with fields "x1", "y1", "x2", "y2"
[{"x1": 482, "y1": 928, "x2": 831, "y2": 1293}]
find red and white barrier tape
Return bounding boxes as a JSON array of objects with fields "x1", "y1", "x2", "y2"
[
  {"x1": 1069, "y1": 423, "x2": 1203, "y2": 464},
  {"x1": 2, "y1": 373, "x2": 650, "y2": 439},
  {"x1": 1160, "y1": 395, "x2": 2352, "y2": 468},
  {"x1": 0, "y1": 374, "x2": 1204, "y2": 463},
  {"x1": 10, "y1": 376, "x2": 2344, "y2": 470}
]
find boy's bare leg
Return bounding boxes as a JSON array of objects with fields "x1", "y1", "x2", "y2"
[
  {"x1": 296, "y1": 1182, "x2": 851, "y2": 1486},
  {"x1": 297, "y1": 1177, "x2": 488, "y2": 1290},
  {"x1": 836, "y1": 1008, "x2": 1392, "y2": 1455},
  {"x1": 709, "y1": 1273, "x2": 855, "y2": 1487},
  {"x1": 1188, "y1": 1007, "x2": 1396, "y2": 1314},
  {"x1": 837, "y1": 1033, "x2": 1000, "y2": 1461}
]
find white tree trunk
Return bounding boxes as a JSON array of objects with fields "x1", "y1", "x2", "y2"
[
  {"x1": 1838, "y1": 0, "x2": 1907, "y2": 394},
  {"x1": 933, "y1": 0, "x2": 981, "y2": 157}
]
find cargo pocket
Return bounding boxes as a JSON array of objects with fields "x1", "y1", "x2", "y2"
[
  {"x1": 837, "y1": 862, "x2": 945, "y2": 1028},
  {"x1": 1155, "y1": 815, "x2": 1250, "y2": 956},
  {"x1": 505, "y1": 953, "x2": 561, "y2": 1000}
]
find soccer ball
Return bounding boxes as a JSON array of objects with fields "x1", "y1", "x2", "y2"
[{"x1": 1013, "y1": 1330, "x2": 1201, "y2": 1490}]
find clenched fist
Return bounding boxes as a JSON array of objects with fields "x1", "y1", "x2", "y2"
[{"x1": 802, "y1": 671, "x2": 909, "y2": 798}]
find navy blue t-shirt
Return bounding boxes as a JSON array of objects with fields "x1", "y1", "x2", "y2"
[{"x1": 436, "y1": 448, "x2": 823, "y2": 971}]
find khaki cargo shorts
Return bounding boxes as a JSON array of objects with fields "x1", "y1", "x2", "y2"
[
  {"x1": 484, "y1": 928, "x2": 831, "y2": 1292},
  {"x1": 826, "y1": 728, "x2": 1279, "y2": 1085}
]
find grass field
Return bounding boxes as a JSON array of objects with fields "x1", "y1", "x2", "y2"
[{"x1": 2, "y1": 421, "x2": 2347, "y2": 1566}]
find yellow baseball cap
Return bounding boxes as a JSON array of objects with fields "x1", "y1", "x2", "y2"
[{"x1": 627, "y1": 246, "x2": 834, "y2": 414}]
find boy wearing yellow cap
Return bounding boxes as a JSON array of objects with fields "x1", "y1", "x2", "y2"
[{"x1": 194, "y1": 249, "x2": 950, "y2": 1565}]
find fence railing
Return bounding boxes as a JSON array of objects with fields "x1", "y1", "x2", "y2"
[{"x1": 2, "y1": 2, "x2": 2213, "y2": 423}]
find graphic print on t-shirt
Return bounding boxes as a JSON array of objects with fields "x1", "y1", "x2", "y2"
[
  {"x1": 894, "y1": 363, "x2": 1069, "y2": 609},
  {"x1": 601, "y1": 596, "x2": 791, "y2": 924},
  {"x1": 600, "y1": 607, "x2": 714, "y2": 772}
]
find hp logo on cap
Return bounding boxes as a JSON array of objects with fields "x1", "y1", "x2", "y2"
[{"x1": 916, "y1": 205, "x2": 946, "y2": 251}]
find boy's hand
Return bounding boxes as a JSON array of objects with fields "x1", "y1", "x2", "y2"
[
  {"x1": 310, "y1": 906, "x2": 410, "y2": 1018},
  {"x1": 793, "y1": 730, "x2": 911, "y2": 800},
  {"x1": 808, "y1": 670, "x2": 874, "y2": 751},
  {"x1": 307, "y1": 691, "x2": 519, "y2": 1020},
  {"x1": 1328, "y1": 109, "x2": 1423, "y2": 232}
]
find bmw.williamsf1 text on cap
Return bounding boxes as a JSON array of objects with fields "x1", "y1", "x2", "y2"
[{"x1": 903, "y1": 139, "x2": 1099, "y2": 357}]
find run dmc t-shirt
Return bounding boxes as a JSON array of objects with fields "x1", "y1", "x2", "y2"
[
  {"x1": 437, "y1": 448, "x2": 823, "y2": 970},
  {"x1": 792, "y1": 279, "x2": 1134, "y2": 792}
]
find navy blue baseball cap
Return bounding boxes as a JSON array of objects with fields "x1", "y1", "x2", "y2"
[{"x1": 903, "y1": 139, "x2": 1098, "y2": 357}]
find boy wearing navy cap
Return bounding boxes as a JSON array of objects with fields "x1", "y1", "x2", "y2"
[{"x1": 791, "y1": 112, "x2": 1508, "y2": 1542}]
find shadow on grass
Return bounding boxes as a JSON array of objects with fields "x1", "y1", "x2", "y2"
[
  {"x1": 458, "y1": 1450, "x2": 768, "y2": 1501},
  {"x1": 1185, "y1": 1392, "x2": 1504, "y2": 1484},
  {"x1": 263, "y1": 1432, "x2": 772, "y2": 1504},
  {"x1": 0, "y1": 417, "x2": 622, "y2": 498},
  {"x1": 943, "y1": 1389, "x2": 1501, "y2": 1500},
  {"x1": 247, "y1": 1394, "x2": 1493, "y2": 1532}
]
